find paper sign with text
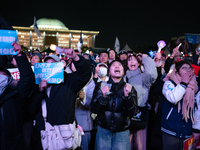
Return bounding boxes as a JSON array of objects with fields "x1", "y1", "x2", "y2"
[
  {"x1": 8, "y1": 66, "x2": 34, "y2": 80},
  {"x1": 8, "y1": 68, "x2": 20, "y2": 80},
  {"x1": 34, "y1": 62, "x2": 64, "y2": 84},
  {"x1": 0, "y1": 30, "x2": 17, "y2": 55},
  {"x1": 183, "y1": 136, "x2": 200, "y2": 150}
]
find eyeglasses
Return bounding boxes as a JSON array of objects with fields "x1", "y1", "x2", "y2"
[{"x1": 181, "y1": 67, "x2": 194, "y2": 71}]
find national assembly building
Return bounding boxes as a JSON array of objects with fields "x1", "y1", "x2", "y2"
[{"x1": 12, "y1": 18, "x2": 99, "y2": 50}]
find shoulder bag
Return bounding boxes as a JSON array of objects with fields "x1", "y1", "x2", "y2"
[{"x1": 40, "y1": 100, "x2": 81, "y2": 150}]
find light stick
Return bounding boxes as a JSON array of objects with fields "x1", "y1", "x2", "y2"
[
  {"x1": 157, "y1": 40, "x2": 166, "y2": 53},
  {"x1": 50, "y1": 44, "x2": 62, "y2": 53},
  {"x1": 177, "y1": 43, "x2": 182, "y2": 48}
]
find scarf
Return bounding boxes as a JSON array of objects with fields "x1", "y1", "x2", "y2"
[{"x1": 168, "y1": 69, "x2": 198, "y2": 123}]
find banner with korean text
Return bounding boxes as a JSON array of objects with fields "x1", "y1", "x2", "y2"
[
  {"x1": 34, "y1": 62, "x2": 64, "y2": 84},
  {"x1": 0, "y1": 29, "x2": 17, "y2": 55}
]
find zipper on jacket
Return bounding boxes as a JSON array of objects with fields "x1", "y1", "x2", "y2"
[{"x1": 166, "y1": 107, "x2": 173, "y2": 120}]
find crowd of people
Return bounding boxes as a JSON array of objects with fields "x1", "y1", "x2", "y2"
[
  {"x1": 1, "y1": 40, "x2": 200, "y2": 150},
  {"x1": 1, "y1": 17, "x2": 200, "y2": 150}
]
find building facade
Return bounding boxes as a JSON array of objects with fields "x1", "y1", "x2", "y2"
[{"x1": 13, "y1": 18, "x2": 99, "y2": 50}]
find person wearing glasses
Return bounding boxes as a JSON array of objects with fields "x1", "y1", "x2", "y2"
[{"x1": 161, "y1": 60, "x2": 199, "y2": 150}]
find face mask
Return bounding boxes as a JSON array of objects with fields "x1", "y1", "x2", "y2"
[
  {"x1": 0, "y1": 74, "x2": 8, "y2": 95},
  {"x1": 98, "y1": 67, "x2": 107, "y2": 77}
]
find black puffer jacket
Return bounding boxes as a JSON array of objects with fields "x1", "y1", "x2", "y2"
[{"x1": 91, "y1": 77, "x2": 138, "y2": 132}]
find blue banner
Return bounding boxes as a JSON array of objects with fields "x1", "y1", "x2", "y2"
[
  {"x1": 0, "y1": 29, "x2": 17, "y2": 55},
  {"x1": 185, "y1": 33, "x2": 200, "y2": 44},
  {"x1": 34, "y1": 62, "x2": 64, "y2": 84}
]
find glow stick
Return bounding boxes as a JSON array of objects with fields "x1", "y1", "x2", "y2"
[
  {"x1": 50, "y1": 44, "x2": 62, "y2": 53},
  {"x1": 177, "y1": 43, "x2": 182, "y2": 48},
  {"x1": 157, "y1": 40, "x2": 166, "y2": 53}
]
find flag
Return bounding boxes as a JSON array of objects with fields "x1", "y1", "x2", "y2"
[
  {"x1": 33, "y1": 16, "x2": 41, "y2": 37},
  {"x1": 114, "y1": 37, "x2": 120, "y2": 54},
  {"x1": 80, "y1": 31, "x2": 83, "y2": 44},
  {"x1": 191, "y1": 64, "x2": 200, "y2": 76},
  {"x1": 183, "y1": 38, "x2": 192, "y2": 54}
]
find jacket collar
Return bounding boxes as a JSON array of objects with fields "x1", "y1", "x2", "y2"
[{"x1": 108, "y1": 77, "x2": 125, "y2": 91}]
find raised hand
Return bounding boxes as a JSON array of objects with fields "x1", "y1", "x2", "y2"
[
  {"x1": 154, "y1": 52, "x2": 161, "y2": 62},
  {"x1": 181, "y1": 72, "x2": 193, "y2": 84},
  {"x1": 172, "y1": 46, "x2": 179, "y2": 57},
  {"x1": 124, "y1": 83, "x2": 132, "y2": 97},
  {"x1": 12, "y1": 42, "x2": 22, "y2": 56},
  {"x1": 94, "y1": 65, "x2": 100, "y2": 77},
  {"x1": 63, "y1": 48, "x2": 79, "y2": 61}
]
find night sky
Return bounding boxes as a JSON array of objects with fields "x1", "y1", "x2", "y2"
[{"x1": 1, "y1": 0, "x2": 200, "y2": 50}]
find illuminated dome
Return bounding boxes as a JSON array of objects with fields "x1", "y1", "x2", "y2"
[{"x1": 30, "y1": 18, "x2": 68, "y2": 30}]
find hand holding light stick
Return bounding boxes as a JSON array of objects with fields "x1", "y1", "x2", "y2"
[{"x1": 50, "y1": 44, "x2": 63, "y2": 53}]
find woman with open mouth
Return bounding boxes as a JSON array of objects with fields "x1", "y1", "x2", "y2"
[
  {"x1": 126, "y1": 54, "x2": 157, "y2": 150},
  {"x1": 91, "y1": 60, "x2": 138, "y2": 150}
]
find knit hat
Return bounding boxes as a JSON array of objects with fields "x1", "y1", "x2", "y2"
[{"x1": 32, "y1": 53, "x2": 42, "y2": 61}]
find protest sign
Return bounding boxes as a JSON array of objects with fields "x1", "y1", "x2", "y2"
[
  {"x1": 8, "y1": 68, "x2": 20, "y2": 80},
  {"x1": 183, "y1": 136, "x2": 200, "y2": 150},
  {"x1": 34, "y1": 62, "x2": 64, "y2": 84},
  {"x1": 0, "y1": 30, "x2": 17, "y2": 55},
  {"x1": 8, "y1": 66, "x2": 34, "y2": 80}
]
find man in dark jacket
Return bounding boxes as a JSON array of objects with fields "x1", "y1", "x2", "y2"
[
  {"x1": 0, "y1": 42, "x2": 35, "y2": 150},
  {"x1": 91, "y1": 60, "x2": 138, "y2": 150},
  {"x1": 32, "y1": 49, "x2": 92, "y2": 149}
]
